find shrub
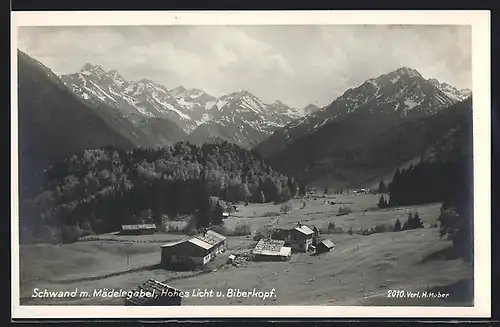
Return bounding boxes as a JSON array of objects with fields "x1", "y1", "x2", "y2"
[
  {"x1": 338, "y1": 206, "x2": 352, "y2": 215},
  {"x1": 253, "y1": 227, "x2": 271, "y2": 241},
  {"x1": 210, "y1": 225, "x2": 230, "y2": 236},
  {"x1": 373, "y1": 224, "x2": 387, "y2": 233},
  {"x1": 61, "y1": 225, "x2": 83, "y2": 243},
  {"x1": 280, "y1": 203, "x2": 292, "y2": 215},
  {"x1": 262, "y1": 212, "x2": 280, "y2": 217},
  {"x1": 233, "y1": 223, "x2": 252, "y2": 236},
  {"x1": 402, "y1": 211, "x2": 424, "y2": 231}
]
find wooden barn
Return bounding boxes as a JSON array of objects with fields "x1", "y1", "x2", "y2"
[
  {"x1": 315, "y1": 239, "x2": 334, "y2": 254},
  {"x1": 289, "y1": 223, "x2": 314, "y2": 252},
  {"x1": 120, "y1": 224, "x2": 157, "y2": 235},
  {"x1": 160, "y1": 230, "x2": 227, "y2": 269},
  {"x1": 252, "y1": 238, "x2": 292, "y2": 261},
  {"x1": 124, "y1": 279, "x2": 183, "y2": 306}
]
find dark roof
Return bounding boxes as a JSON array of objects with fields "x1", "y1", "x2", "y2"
[{"x1": 126, "y1": 279, "x2": 182, "y2": 305}]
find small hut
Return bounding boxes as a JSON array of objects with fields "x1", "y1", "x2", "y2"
[
  {"x1": 252, "y1": 238, "x2": 292, "y2": 261},
  {"x1": 120, "y1": 224, "x2": 157, "y2": 235},
  {"x1": 315, "y1": 239, "x2": 334, "y2": 254},
  {"x1": 160, "y1": 229, "x2": 227, "y2": 269}
]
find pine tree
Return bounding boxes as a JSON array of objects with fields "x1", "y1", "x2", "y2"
[
  {"x1": 412, "y1": 211, "x2": 424, "y2": 229},
  {"x1": 377, "y1": 195, "x2": 387, "y2": 208},
  {"x1": 378, "y1": 180, "x2": 387, "y2": 193},
  {"x1": 394, "y1": 219, "x2": 402, "y2": 231}
]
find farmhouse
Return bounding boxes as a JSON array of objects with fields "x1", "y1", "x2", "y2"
[
  {"x1": 252, "y1": 238, "x2": 292, "y2": 261},
  {"x1": 120, "y1": 224, "x2": 157, "y2": 235},
  {"x1": 124, "y1": 279, "x2": 183, "y2": 306},
  {"x1": 289, "y1": 223, "x2": 314, "y2": 252},
  {"x1": 315, "y1": 239, "x2": 335, "y2": 254},
  {"x1": 160, "y1": 230, "x2": 227, "y2": 269}
]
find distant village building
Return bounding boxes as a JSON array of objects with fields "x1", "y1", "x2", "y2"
[
  {"x1": 252, "y1": 238, "x2": 292, "y2": 261},
  {"x1": 124, "y1": 279, "x2": 183, "y2": 306},
  {"x1": 120, "y1": 224, "x2": 157, "y2": 235},
  {"x1": 289, "y1": 223, "x2": 314, "y2": 252},
  {"x1": 160, "y1": 229, "x2": 227, "y2": 269},
  {"x1": 315, "y1": 239, "x2": 334, "y2": 254}
]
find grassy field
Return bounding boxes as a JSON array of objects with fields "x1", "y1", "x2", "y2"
[{"x1": 18, "y1": 193, "x2": 473, "y2": 306}]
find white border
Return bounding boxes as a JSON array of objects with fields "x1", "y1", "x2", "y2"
[{"x1": 11, "y1": 10, "x2": 491, "y2": 319}]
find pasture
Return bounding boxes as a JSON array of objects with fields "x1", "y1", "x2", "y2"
[{"x1": 18, "y1": 193, "x2": 473, "y2": 306}]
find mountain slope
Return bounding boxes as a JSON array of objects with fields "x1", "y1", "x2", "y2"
[
  {"x1": 61, "y1": 65, "x2": 302, "y2": 148},
  {"x1": 186, "y1": 91, "x2": 301, "y2": 148},
  {"x1": 255, "y1": 67, "x2": 472, "y2": 158},
  {"x1": 17, "y1": 50, "x2": 135, "y2": 198},
  {"x1": 264, "y1": 95, "x2": 472, "y2": 189},
  {"x1": 61, "y1": 66, "x2": 195, "y2": 136}
]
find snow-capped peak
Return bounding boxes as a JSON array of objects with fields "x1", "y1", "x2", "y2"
[
  {"x1": 394, "y1": 66, "x2": 422, "y2": 78},
  {"x1": 427, "y1": 78, "x2": 472, "y2": 102},
  {"x1": 170, "y1": 86, "x2": 187, "y2": 97},
  {"x1": 80, "y1": 63, "x2": 105, "y2": 76}
]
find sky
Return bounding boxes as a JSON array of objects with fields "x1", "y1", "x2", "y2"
[{"x1": 17, "y1": 25, "x2": 472, "y2": 109}]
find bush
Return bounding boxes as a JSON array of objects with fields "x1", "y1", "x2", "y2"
[
  {"x1": 253, "y1": 227, "x2": 271, "y2": 241},
  {"x1": 373, "y1": 224, "x2": 387, "y2": 233},
  {"x1": 262, "y1": 212, "x2": 280, "y2": 217},
  {"x1": 280, "y1": 203, "x2": 292, "y2": 215},
  {"x1": 233, "y1": 223, "x2": 252, "y2": 236},
  {"x1": 210, "y1": 225, "x2": 230, "y2": 236},
  {"x1": 338, "y1": 206, "x2": 352, "y2": 215},
  {"x1": 61, "y1": 225, "x2": 83, "y2": 243},
  {"x1": 402, "y1": 211, "x2": 424, "y2": 231}
]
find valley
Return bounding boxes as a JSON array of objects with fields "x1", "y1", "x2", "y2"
[
  {"x1": 15, "y1": 45, "x2": 474, "y2": 309},
  {"x1": 19, "y1": 193, "x2": 473, "y2": 306}
]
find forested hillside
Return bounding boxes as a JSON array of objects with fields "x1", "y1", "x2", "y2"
[
  {"x1": 378, "y1": 112, "x2": 474, "y2": 261},
  {"x1": 20, "y1": 141, "x2": 299, "y2": 244}
]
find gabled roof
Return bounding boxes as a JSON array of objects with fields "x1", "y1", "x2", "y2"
[
  {"x1": 188, "y1": 237, "x2": 213, "y2": 250},
  {"x1": 293, "y1": 225, "x2": 314, "y2": 235},
  {"x1": 320, "y1": 239, "x2": 334, "y2": 249},
  {"x1": 160, "y1": 239, "x2": 186, "y2": 248},
  {"x1": 160, "y1": 230, "x2": 227, "y2": 251}
]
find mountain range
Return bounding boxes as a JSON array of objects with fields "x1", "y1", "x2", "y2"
[
  {"x1": 17, "y1": 50, "x2": 136, "y2": 198},
  {"x1": 17, "y1": 49, "x2": 473, "y2": 193},
  {"x1": 254, "y1": 67, "x2": 472, "y2": 188},
  {"x1": 60, "y1": 65, "x2": 303, "y2": 148}
]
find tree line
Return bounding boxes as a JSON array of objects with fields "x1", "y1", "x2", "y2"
[
  {"x1": 375, "y1": 152, "x2": 473, "y2": 261},
  {"x1": 20, "y1": 141, "x2": 305, "y2": 244}
]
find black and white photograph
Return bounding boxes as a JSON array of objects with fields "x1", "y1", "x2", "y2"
[{"x1": 11, "y1": 11, "x2": 490, "y2": 318}]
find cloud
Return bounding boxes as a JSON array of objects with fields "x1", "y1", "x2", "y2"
[{"x1": 17, "y1": 25, "x2": 471, "y2": 108}]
